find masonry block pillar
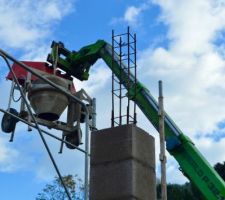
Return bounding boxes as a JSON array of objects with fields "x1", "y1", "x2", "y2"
[{"x1": 90, "y1": 124, "x2": 156, "y2": 200}]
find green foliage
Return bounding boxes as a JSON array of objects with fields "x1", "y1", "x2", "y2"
[
  {"x1": 36, "y1": 175, "x2": 84, "y2": 200},
  {"x1": 189, "y1": 182, "x2": 205, "y2": 200},
  {"x1": 157, "y1": 183, "x2": 198, "y2": 200},
  {"x1": 214, "y1": 161, "x2": 225, "y2": 180}
]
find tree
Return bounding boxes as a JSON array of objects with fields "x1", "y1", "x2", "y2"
[
  {"x1": 157, "y1": 183, "x2": 197, "y2": 200},
  {"x1": 189, "y1": 182, "x2": 205, "y2": 200},
  {"x1": 36, "y1": 175, "x2": 84, "y2": 200},
  {"x1": 214, "y1": 161, "x2": 225, "y2": 180}
]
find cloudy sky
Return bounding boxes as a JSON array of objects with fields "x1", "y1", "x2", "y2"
[{"x1": 1, "y1": 0, "x2": 225, "y2": 199}]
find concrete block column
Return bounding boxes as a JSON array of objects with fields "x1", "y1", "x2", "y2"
[{"x1": 90, "y1": 124, "x2": 156, "y2": 200}]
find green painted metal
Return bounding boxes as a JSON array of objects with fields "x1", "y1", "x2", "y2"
[{"x1": 49, "y1": 40, "x2": 225, "y2": 200}]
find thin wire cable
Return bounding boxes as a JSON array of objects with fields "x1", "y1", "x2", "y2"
[
  {"x1": 12, "y1": 75, "x2": 26, "y2": 102},
  {"x1": 12, "y1": 84, "x2": 22, "y2": 102},
  {"x1": 0, "y1": 54, "x2": 72, "y2": 200}
]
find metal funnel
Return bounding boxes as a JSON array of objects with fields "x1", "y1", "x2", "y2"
[{"x1": 28, "y1": 75, "x2": 70, "y2": 121}]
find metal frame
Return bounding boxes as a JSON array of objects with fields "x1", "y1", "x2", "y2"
[
  {"x1": 0, "y1": 48, "x2": 95, "y2": 200},
  {"x1": 158, "y1": 81, "x2": 167, "y2": 200},
  {"x1": 111, "y1": 27, "x2": 137, "y2": 127}
]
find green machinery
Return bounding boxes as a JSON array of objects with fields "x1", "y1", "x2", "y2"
[{"x1": 47, "y1": 40, "x2": 225, "y2": 200}]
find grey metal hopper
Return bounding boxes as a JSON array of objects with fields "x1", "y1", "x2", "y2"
[{"x1": 28, "y1": 75, "x2": 70, "y2": 121}]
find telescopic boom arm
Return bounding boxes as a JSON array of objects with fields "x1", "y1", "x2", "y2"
[{"x1": 48, "y1": 40, "x2": 225, "y2": 200}]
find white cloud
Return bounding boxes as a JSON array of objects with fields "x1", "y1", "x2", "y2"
[
  {"x1": 20, "y1": 45, "x2": 50, "y2": 61},
  {"x1": 139, "y1": 0, "x2": 225, "y2": 135},
  {"x1": 111, "y1": 3, "x2": 149, "y2": 26},
  {"x1": 0, "y1": 134, "x2": 36, "y2": 172},
  {"x1": 0, "y1": 0, "x2": 74, "y2": 60},
  {"x1": 194, "y1": 137, "x2": 225, "y2": 164},
  {"x1": 0, "y1": 138, "x2": 20, "y2": 172},
  {"x1": 124, "y1": 4, "x2": 148, "y2": 25}
]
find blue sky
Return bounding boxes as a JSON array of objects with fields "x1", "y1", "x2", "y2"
[{"x1": 1, "y1": 0, "x2": 225, "y2": 199}]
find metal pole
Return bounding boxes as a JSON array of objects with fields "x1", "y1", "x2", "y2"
[
  {"x1": 119, "y1": 37, "x2": 122, "y2": 125},
  {"x1": 111, "y1": 30, "x2": 115, "y2": 128},
  {"x1": 127, "y1": 26, "x2": 130, "y2": 124},
  {"x1": 92, "y1": 98, "x2": 97, "y2": 130},
  {"x1": 134, "y1": 33, "x2": 137, "y2": 124},
  {"x1": 158, "y1": 80, "x2": 167, "y2": 200},
  {"x1": 84, "y1": 114, "x2": 90, "y2": 200}
]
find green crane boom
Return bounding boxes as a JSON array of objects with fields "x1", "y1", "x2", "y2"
[{"x1": 48, "y1": 40, "x2": 225, "y2": 200}]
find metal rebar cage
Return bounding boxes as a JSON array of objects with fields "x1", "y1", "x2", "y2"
[{"x1": 111, "y1": 27, "x2": 137, "y2": 127}]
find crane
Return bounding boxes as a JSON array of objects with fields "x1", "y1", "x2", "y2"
[{"x1": 46, "y1": 39, "x2": 225, "y2": 200}]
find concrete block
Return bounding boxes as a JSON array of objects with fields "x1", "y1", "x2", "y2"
[
  {"x1": 91, "y1": 125, "x2": 132, "y2": 165},
  {"x1": 132, "y1": 126, "x2": 155, "y2": 169},
  {"x1": 90, "y1": 160, "x2": 156, "y2": 200},
  {"x1": 90, "y1": 160, "x2": 132, "y2": 199},
  {"x1": 91, "y1": 124, "x2": 155, "y2": 168},
  {"x1": 133, "y1": 161, "x2": 156, "y2": 200},
  {"x1": 90, "y1": 125, "x2": 156, "y2": 200}
]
